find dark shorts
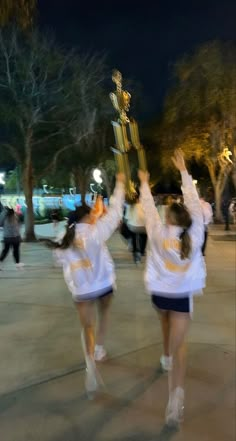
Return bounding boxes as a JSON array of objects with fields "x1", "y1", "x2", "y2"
[
  {"x1": 74, "y1": 287, "x2": 113, "y2": 303},
  {"x1": 99, "y1": 288, "x2": 113, "y2": 299},
  {"x1": 151, "y1": 294, "x2": 190, "y2": 313}
]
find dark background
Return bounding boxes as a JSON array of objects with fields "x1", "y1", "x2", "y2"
[{"x1": 38, "y1": 0, "x2": 236, "y2": 119}]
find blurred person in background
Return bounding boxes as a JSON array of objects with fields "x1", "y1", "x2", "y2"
[
  {"x1": 0, "y1": 207, "x2": 24, "y2": 270},
  {"x1": 125, "y1": 191, "x2": 147, "y2": 264},
  {"x1": 199, "y1": 196, "x2": 213, "y2": 256}
]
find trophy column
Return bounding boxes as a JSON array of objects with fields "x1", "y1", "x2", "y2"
[
  {"x1": 110, "y1": 70, "x2": 147, "y2": 196},
  {"x1": 111, "y1": 121, "x2": 132, "y2": 195},
  {"x1": 129, "y1": 119, "x2": 147, "y2": 172}
]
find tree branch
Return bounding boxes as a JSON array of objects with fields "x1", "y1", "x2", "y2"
[
  {"x1": 0, "y1": 143, "x2": 21, "y2": 163},
  {"x1": 206, "y1": 159, "x2": 217, "y2": 188},
  {"x1": 31, "y1": 129, "x2": 64, "y2": 146},
  {"x1": 35, "y1": 131, "x2": 92, "y2": 179}
]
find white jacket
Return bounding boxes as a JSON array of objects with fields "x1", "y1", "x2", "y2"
[
  {"x1": 200, "y1": 199, "x2": 213, "y2": 226},
  {"x1": 140, "y1": 172, "x2": 206, "y2": 297},
  {"x1": 125, "y1": 202, "x2": 146, "y2": 232},
  {"x1": 55, "y1": 182, "x2": 125, "y2": 301}
]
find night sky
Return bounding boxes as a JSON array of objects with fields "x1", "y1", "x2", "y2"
[{"x1": 33, "y1": 1, "x2": 236, "y2": 118}]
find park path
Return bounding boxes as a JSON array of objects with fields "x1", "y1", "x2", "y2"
[{"x1": 0, "y1": 225, "x2": 235, "y2": 441}]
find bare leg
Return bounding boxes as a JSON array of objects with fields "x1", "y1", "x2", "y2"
[
  {"x1": 96, "y1": 293, "x2": 113, "y2": 346},
  {"x1": 158, "y1": 310, "x2": 170, "y2": 356},
  {"x1": 75, "y1": 301, "x2": 96, "y2": 357},
  {"x1": 75, "y1": 300, "x2": 99, "y2": 395},
  {"x1": 165, "y1": 311, "x2": 190, "y2": 425},
  {"x1": 168, "y1": 311, "x2": 190, "y2": 393}
]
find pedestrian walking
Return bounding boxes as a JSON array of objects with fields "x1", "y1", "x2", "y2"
[
  {"x1": 125, "y1": 192, "x2": 147, "y2": 264},
  {"x1": 0, "y1": 208, "x2": 24, "y2": 269},
  {"x1": 229, "y1": 199, "x2": 236, "y2": 224},
  {"x1": 138, "y1": 149, "x2": 206, "y2": 427},
  {"x1": 46, "y1": 174, "x2": 125, "y2": 397},
  {"x1": 200, "y1": 196, "x2": 213, "y2": 256},
  {"x1": 51, "y1": 208, "x2": 60, "y2": 234},
  {"x1": 221, "y1": 197, "x2": 231, "y2": 231}
]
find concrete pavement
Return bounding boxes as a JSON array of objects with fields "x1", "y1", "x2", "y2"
[{"x1": 0, "y1": 224, "x2": 235, "y2": 440}]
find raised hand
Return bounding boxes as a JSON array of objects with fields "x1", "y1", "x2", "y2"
[
  {"x1": 138, "y1": 170, "x2": 150, "y2": 183},
  {"x1": 171, "y1": 149, "x2": 187, "y2": 172},
  {"x1": 116, "y1": 173, "x2": 126, "y2": 184}
]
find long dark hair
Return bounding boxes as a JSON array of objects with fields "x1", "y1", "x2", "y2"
[
  {"x1": 5, "y1": 208, "x2": 16, "y2": 223},
  {"x1": 167, "y1": 202, "x2": 193, "y2": 260},
  {"x1": 46, "y1": 204, "x2": 91, "y2": 250}
]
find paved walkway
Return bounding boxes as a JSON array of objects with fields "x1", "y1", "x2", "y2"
[{"x1": 0, "y1": 225, "x2": 235, "y2": 440}]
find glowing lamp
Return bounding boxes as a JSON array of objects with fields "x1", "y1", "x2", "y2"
[
  {"x1": 93, "y1": 169, "x2": 103, "y2": 184},
  {"x1": 0, "y1": 172, "x2": 6, "y2": 185}
]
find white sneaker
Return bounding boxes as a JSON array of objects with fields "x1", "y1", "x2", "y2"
[
  {"x1": 16, "y1": 263, "x2": 25, "y2": 270},
  {"x1": 165, "y1": 387, "x2": 184, "y2": 427},
  {"x1": 94, "y1": 345, "x2": 107, "y2": 362},
  {"x1": 160, "y1": 355, "x2": 172, "y2": 372},
  {"x1": 81, "y1": 331, "x2": 103, "y2": 398},
  {"x1": 85, "y1": 356, "x2": 98, "y2": 399}
]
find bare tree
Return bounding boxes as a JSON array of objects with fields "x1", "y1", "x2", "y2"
[
  {"x1": 53, "y1": 56, "x2": 113, "y2": 203},
  {"x1": 0, "y1": 29, "x2": 106, "y2": 240},
  {"x1": 58, "y1": 123, "x2": 112, "y2": 203}
]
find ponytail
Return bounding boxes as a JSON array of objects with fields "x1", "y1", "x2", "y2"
[
  {"x1": 179, "y1": 229, "x2": 192, "y2": 260},
  {"x1": 44, "y1": 223, "x2": 76, "y2": 250},
  {"x1": 44, "y1": 203, "x2": 91, "y2": 250},
  {"x1": 167, "y1": 202, "x2": 193, "y2": 260}
]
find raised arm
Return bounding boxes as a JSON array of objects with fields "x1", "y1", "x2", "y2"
[
  {"x1": 92, "y1": 174, "x2": 125, "y2": 242},
  {"x1": 138, "y1": 170, "x2": 163, "y2": 239},
  {"x1": 172, "y1": 149, "x2": 203, "y2": 222},
  {"x1": 172, "y1": 149, "x2": 204, "y2": 243}
]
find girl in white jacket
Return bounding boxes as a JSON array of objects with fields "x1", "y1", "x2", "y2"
[
  {"x1": 139, "y1": 149, "x2": 206, "y2": 426},
  {"x1": 48, "y1": 174, "x2": 125, "y2": 397}
]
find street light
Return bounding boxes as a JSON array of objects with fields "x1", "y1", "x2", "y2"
[
  {"x1": 0, "y1": 172, "x2": 6, "y2": 185},
  {"x1": 93, "y1": 169, "x2": 103, "y2": 185}
]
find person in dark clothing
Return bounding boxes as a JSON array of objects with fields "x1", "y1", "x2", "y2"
[
  {"x1": 221, "y1": 198, "x2": 231, "y2": 231},
  {"x1": 51, "y1": 208, "x2": 60, "y2": 233},
  {"x1": 67, "y1": 207, "x2": 81, "y2": 225},
  {"x1": 0, "y1": 208, "x2": 24, "y2": 269},
  {"x1": 125, "y1": 193, "x2": 147, "y2": 264}
]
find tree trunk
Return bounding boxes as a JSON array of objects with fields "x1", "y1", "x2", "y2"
[
  {"x1": 16, "y1": 165, "x2": 21, "y2": 196},
  {"x1": 207, "y1": 160, "x2": 230, "y2": 222},
  {"x1": 213, "y1": 171, "x2": 230, "y2": 222},
  {"x1": 214, "y1": 184, "x2": 224, "y2": 222},
  {"x1": 232, "y1": 168, "x2": 236, "y2": 190},
  {"x1": 23, "y1": 158, "x2": 36, "y2": 241},
  {"x1": 77, "y1": 168, "x2": 90, "y2": 204}
]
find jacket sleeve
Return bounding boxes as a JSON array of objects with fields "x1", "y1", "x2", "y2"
[
  {"x1": 202, "y1": 201, "x2": 213, "y2": 225},
  {"x1": 92, "y1": 182, "x2": 125, "y2": 242},
  {"x1": 140, "y1": 182, "x2": 163, "y2": 239},
  {"x1": 181, "y1": 171, "x2": 204, "y2": 246}
]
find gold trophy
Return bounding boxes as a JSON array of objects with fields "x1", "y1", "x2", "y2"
[{"x1": 110, "y1": 70, "x2": 147, "y2": 196}]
